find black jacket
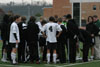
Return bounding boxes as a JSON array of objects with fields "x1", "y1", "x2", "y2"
[
  {"x1": 0, "y1": 22, "x2": 9, "y2": 41},
  {"x1": 67, "y1": 19, "x2": 79, "y2": 39},
  {"x1": 86, "y1": 22, "x2": 99, "y2": 36},
  {"x1": 78, "y1": 29, "x2": 92, "y2": 44},
  {"x1": 57, "y1": 24, "x2": 67, "y2": 43},
  {"x1": 18, "y1": 22, "x2": 27, "y2": 40},
  {"x1": 27, "y1": 22, "x2": 39, "y2": 42}
]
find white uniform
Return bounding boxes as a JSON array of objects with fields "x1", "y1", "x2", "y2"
[
  {"x1": 41, "y1": 22, "x2": 62, "y2": 43},
  {"x1": 9, "y1": 22, "x2": 20, "y2": 43}
]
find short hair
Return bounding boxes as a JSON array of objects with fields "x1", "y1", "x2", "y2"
[
  {"x1": 57, "y1": 18, "x2": 62, "y2": 22},
  {"x1": 21, "y1": 16, "x2": 26, "y2": 22},
  {"x1": 49, "y1": 16, "x2": 55, "y2": 22},
  {"x1": 14, "y1": 15, "x2": 20, "y2": 21},
  {"x1": 93, "y1": 15, "x2": 98, "y2": 18},
  {"x1": 66, "y1": 14, "x2": 72, "y2": 19},
  {"x1": 41, "y1": 20, "x2": 47, "y2": 25}
]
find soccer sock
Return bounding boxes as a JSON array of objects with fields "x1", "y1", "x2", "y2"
[
  {"x1": 2, "y1": 52, "x2": 7, "y2": 60},
  {"x1": 47, "y1": 53, "x2": 50, "y2": 63},
  {"x1": 53, "y1": 53, "x2": 57, "y2": 63},
  {"x1": 11, "y1": 52, "x2": 16, "y2": 62}
]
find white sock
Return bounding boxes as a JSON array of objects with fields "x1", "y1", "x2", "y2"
[
  {"x1": 47, "y1": 53, "x2": 50, "y2": 63},
  {"x1": 53, "y1": 54, "x2": 57, "y2": 63},
  {"x1": 91, "y1": 56, "x2": 94, "y2": 59},
  {"x1": 2, "y1": 52, "x2": 7, "y2": 60},
  {"x1": 11, "y1": 52, "x2": 16, "y2": 63}
]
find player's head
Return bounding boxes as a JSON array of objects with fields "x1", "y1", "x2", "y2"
[
  {"x1": 41, "y1": 20, "x2": 47, "y2": 26},
  {"x1": 21, "y1": 16, "x2": 26, "y2": 22},
  {"x1": 87, "y1": 16, "x2": 93, "y2": 24},
  {"x1": 93, "y1": 15, "x2": 98, "y2": 22},
  {"x1": 62, "y1": 15, "x2": 66, "y2": 22},
  {"x1": 40, "y1": 16, "x2": 44, "y2": 22},
  {"x1": 49, "y1": 16, "x2": 55, "y2": 22},
  {"x1": 3, "y1": 14, "x2": 10, "y2": 23},
  {"x1": 29, "y1": 16, "x2": 36, "y2": 23},
  {"x1": 57, "y1": 18, "x2": 62, "y2": 24},
  {"x1": 66, "y1": 14, "x2": 72, "y2": 20},
  {"x1": 14, "y1": 15, "x2": 21, "y2": 23}
]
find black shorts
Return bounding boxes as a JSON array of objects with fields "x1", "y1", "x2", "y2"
[
  {"x1": 39, "y1": 37, "x2": 46, "y2": 47},
  {"x1": 47, "y1": 42, "x2": 57, "y2": 50},
  {"x1": 10, "y1": 43, "x2": 16, "y2": 48}
]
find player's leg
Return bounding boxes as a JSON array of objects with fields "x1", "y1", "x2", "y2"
[
  {"x1": 11, "y1": 43, "x2": 17, "y2": 64},
  {"x1": 53, "y1": 43, "x2": 57, "y2": 64},
  {"x1": 47, "y1": 42, "x2": 51, "y2": 64},
  {"x1": 1, "y1": 40, "x2": 8, "y2": 62}
]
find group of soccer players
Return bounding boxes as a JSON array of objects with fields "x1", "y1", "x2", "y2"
[{"x1": 0, "y1": 13, "x2": 100, "y2": 65}]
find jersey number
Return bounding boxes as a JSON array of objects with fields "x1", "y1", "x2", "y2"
[{"x1": 49, "y1": 26, "x2": 53, "y2": 32}]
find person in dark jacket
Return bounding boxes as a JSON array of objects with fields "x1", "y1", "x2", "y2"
[
  {"x1": 57, "y1": 18, "x2": 67, "y2": 63},
  {"x1": 18, "y1": 16, "x2": 27, "y2": 63},
  {"x1": 1, "y1": 14, "x2": 10, "y2": 62},
  {"x1": 66, "y1": 14, "x2": 79, "y2": 63},
  {"x1": 78, "y1": 29, "x2": 92, "y2": 62},
  {"x1": 86, "y1": 16, "x2": 99, "y2": 60},
  {"x1": 27, "y1": 16, "x2": 40, "y2": 64}
]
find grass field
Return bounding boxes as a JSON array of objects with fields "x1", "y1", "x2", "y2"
[{"x1": 0, "y1": 41, "x2": 100, "y2": 67}]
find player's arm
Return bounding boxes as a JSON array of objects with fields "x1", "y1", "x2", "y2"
[
  {"x1": 57, "y1": 31, "x2": 62, "y2": 37},
  {"x1": 41, "y1": 24, "x2": 47, "y2": 38},
  {"x1": 13, "y1": 33, "x2": 18, "y2": 44},
  {"x1": 41, "y1": 31, "x2": 47, "y2": 38},
  {"x1": 56, "y1": 24, "x2": 62, "y2": 37}
]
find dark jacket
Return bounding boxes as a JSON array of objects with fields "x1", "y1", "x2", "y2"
[
  {"x1": 18, "y1": 22, "x2": 27, "y2": 40},
  {"x1": 57, "y1": 24, "x2": 67, "y2": 43},
  {"x1": 86, "y1": 22, "x2": 99, "y2": 36},
  {"x1": 27, "y1": 22, "x2": 39, "y2": 42},
  {"x1": 0, "y1": 22, "x2": 9, "y2": 41},
  {"x1": 67, "y1": 19, "x2": 79, "y2": 39},
  {"x1": 78, "y1": 29, "x2": 92, "y2": 44}
]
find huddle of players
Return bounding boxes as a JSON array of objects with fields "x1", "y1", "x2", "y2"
[{"x1": 0, "y1": 13, "x2": 100, "y2": 65}]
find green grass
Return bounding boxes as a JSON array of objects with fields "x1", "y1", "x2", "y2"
[{"x1": 0, "y1": 41, "x2": 100, "y2": 67}]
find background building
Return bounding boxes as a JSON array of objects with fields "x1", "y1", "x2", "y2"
[{"x1": 44, "y1": 0, "x2": 100, "y2": 26}]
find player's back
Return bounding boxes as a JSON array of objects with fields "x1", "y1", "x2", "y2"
[{"x1": 45, "y1": 22, "x2": 58, "y2": 42}]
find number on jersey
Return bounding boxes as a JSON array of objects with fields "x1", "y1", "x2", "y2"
[{"x1": 49, "y1": 26, "x2": 53, "y2": 32}]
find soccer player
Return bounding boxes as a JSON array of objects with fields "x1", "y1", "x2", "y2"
[
  {"x1": 66, "y1": 14, "x2": 79, "y2": 63},
  {"x1": 41, "y1": 16, "x2": 62, "y2": 64},
  {"x1": 27, "y1": 16, "x2": 40, "y2": 64},
  {"x1": 1, "y1": 14, "x2": 10, "y2": 62},
  {"x1": 86, "y1": 16, "x2": 99, "y2": 60},
  {"x1": 9, "y1": 15, "x2": 21, "y2": 64},
  {"x1": 18, "y1": 16, "x2": 27, "y2": 63},
  {"x1": 57, "y1": 18, "x2": 67, "y2": 63}
]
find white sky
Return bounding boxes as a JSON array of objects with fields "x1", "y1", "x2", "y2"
[{"x1": 0, "y1": 0, "x2": 53, "y2": 4}]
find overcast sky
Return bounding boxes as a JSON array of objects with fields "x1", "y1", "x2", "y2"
[{"x1": 0, "y1": 0, "x2": 53, "y2": 4}]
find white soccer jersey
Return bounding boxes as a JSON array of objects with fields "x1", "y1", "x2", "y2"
[
  {"x1": 9, "y1": 22, "x2": 20, "y2": 43},
  {"x1": 41, "y1": 22, "x2": 62, "y2": 43}
]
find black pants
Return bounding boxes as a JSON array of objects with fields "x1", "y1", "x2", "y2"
[
  {"x1": 83, "y1": 43, "x2": 90, "y2": 62},
  {"x1": 57, "y1": 42, "x2": 66, "y2": 63},
  {"x1": 28, "y1": 41, "x2": 39, "y2": 62},
  {"x1": 42, "y1": 45, "x2": 47, "y2": 61},
  {"x1": 18, "y1": 40, "x2": 26, "y2": 62},
  {"x1": 68, "y1": 38, "x2": 77, "y2": 63}
]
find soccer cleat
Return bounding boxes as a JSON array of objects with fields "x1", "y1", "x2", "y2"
[
  {"x1": 1, "y1": 58, "x2": 8, "y2": 62},
  {"x1": 12, "y1": 60, "x2": 17, "y2": 65}
]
